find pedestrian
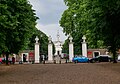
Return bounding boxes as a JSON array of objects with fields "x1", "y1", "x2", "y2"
[
  {"x1": 42, "y1": 55, "x2": 45, "y2": 64},
  {"x1": 12, "y1": 57, "x2": 15, "y2": 64}
]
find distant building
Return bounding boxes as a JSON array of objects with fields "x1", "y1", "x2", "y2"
[
  {"x1": 87, "y1": 49, "x2": 109, "y2": 58},
  {"x1": 53, "y1": 31, "x2": 63, "y2": 56},
  {"x1": 18, "y1": 50, "x2": 34, "y2": 62}
]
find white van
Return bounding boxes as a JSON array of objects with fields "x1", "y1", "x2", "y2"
[{"x1": 118, "y1": 55, "x2": 120, "y2": 61}]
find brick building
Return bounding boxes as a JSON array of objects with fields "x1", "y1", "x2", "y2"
[{"x1": 87, "y1": 49, "x2": 108, "y2": 58}]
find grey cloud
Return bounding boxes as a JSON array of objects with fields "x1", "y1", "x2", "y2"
[
  {"x1": 28, "y1": 0, "x2": 68, "y2": 41},
  {"x1": 29, "y1": 0, "x2": 67, "y2": 25}
]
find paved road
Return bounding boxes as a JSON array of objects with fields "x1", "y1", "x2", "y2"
[{"x1": 0, "y1": 63, "x2": 120, "y2": 84}]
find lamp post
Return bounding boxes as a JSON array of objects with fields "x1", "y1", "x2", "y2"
[
  {"x1": 59, "y1": 44, "x2": 62, "y2": 64},
  {"x1": 40, "y1": 34, "x2": 43, "y2": 63}
]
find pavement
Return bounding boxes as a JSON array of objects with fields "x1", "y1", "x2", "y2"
[{"x1": 0, "y1": 62, "x2": 120, "y2": 84}]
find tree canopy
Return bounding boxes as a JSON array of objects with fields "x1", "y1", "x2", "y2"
[
  {"x1": 60, "y1": 0, "x2": 120, "y2": 62},
  {"x1": 27, "y1": 28, "x2": 49, "y2": 56},
  {"x1": 0, "y1": 0, "x2": 38, "y2": 64}
]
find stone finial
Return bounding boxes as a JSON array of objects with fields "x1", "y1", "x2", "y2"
[
  {"x1": 35, "y1": 36, "x2": 39, "y2": 43},
  {"x1": 69, "y1": 36, "x2": 73, "y2": 42},
  {"x1": 82, "y1": 35, "x2": 86, "y2": 42},
  {"x1": 48, "y1": 36, "x2": 52, "y2": 43}
]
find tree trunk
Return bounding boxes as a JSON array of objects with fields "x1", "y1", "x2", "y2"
[
  {"x1": 112, "y1": 49, "x2": 117, "y2": 63},
  {"x1": 6, "y1": 52, "x2": 9, "y2": 65}
]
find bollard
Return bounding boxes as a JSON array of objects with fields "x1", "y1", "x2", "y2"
[
  {"x1": 65, "y1": 59, "x2": 67, "y2": 63},
  {"x1": 18, "y1": 58, "x2": 22, "y2": 64},
  {"x1": 59, "y1": 60, "x2": 61, "y2": 64},
  {"x1": 54, "y1": 60, "x2": 56, "y2": 64},
  {"x1": 32, "y1": 61, "x2": 34, "y2": 64},
  {"x1": 43, "y1": 60, "x2": 45, "y2": 64}
]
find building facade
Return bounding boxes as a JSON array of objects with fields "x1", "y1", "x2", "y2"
[
  {"x1": 53, "y1": 31, "x2": 63, "y2": 56},
  {"x1": 87, "y1": 49, "x2": 109, "y2": 58}
]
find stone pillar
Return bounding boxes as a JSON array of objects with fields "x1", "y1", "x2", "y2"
[
  {"x1": 81, "y1": 35, "x2": 87, "y2": 57},
  {"x1": 69, "y1": 36, "x2": 74, "y2": 62},
  {"x1": 35, "y1": 36, "x2": 40, "y2": 63},
  {"x1": 48, "y1": 36, "x2": 53, "y2": 61}
]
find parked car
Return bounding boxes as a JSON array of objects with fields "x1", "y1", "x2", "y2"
[
  {"x1": 0, "y1": 58, "x2": 5, "y2": 64},
  {"x1": 0, "y1": 57, "x2": 13, "y2": 64},
  {"x1": 72, "y1": 56, "x2": 89, "y2": 63},
  {"x1": 89, "y1": 55, "x2": 112, "y2": 63}
]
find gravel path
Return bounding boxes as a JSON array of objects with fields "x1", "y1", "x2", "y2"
[{"x1": 0, "y1": 63, "x2": 120, "y2": 84}]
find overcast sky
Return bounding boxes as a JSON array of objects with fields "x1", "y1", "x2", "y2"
[{"x1": 29, "y1": 0, "x2": 68, "y2": 41}]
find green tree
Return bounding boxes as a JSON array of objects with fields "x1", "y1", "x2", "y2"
[
  {"x1": 27, "y1": 28, "x2": 49, "y2": 56},
  {"x1": 60, "y1": 0, "x2": 102, "y2": 55},
  {"x1": 60, "y1": 0, "x2": 120, "y2": 63},
  {"x1": 0, "y1": 0, "x2": 38, "y2": 64},
  {"x1": 62, "y1": 39, "x2": 69, "y2": 54},
  {"x1": 95, "y1": 0, "x2": 120, "y2": 63}
]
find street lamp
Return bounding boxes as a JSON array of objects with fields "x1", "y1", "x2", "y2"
[
  {"x1": 40, "y1": 34, "x2": 43, "y2": 53},
  {"x1": 40, "y1": 34, "x2": 43, "y2": 63}
]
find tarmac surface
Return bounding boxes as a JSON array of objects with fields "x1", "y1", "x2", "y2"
[{"x1": 0, "y1": 62, "x2": 120, "y2": 84}]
